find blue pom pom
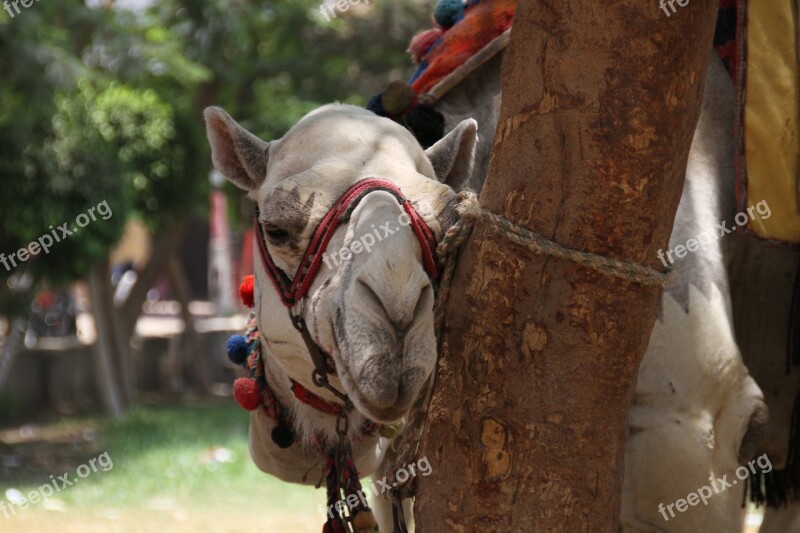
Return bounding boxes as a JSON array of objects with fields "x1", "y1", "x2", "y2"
[
  {"x1": 226, "y1": 335, "x2": 250, "y2": 365},
  {"x1": 434, "y1": 0, "x2": 464, "y2": 28}
]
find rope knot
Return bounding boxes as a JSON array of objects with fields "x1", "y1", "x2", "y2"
[{"x1": 454, "y1": 190, "x2": 482, "y2": 221}]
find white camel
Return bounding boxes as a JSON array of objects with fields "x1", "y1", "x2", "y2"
[
  {"x1": 206, "y1": 55, "x2": 774, "y2": 533},
  {"x1": 205, "y1": 103, "x2": 477, "y2": 531}
]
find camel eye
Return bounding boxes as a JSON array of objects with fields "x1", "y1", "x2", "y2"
[{"x1": 263, "y1": 224, "x2": 290, "y2": 244}]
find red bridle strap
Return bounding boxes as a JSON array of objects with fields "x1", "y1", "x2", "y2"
[
  {"x1": 255, "y1": 178, "x2": 439, "y2": 308},
  {"x1": 289, "y1": 378, "x2": 343, "y2": 416}
]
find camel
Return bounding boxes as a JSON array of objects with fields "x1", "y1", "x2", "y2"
[
  {"x1": 205, "y1": 103, "x2": 477, "y2": 531},
  {"x1": 205, "y1": 54, "x2": 791, "y2": 533}
]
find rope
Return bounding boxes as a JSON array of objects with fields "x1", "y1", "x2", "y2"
[
  {"x1": 387, "y1": 189, "x2": 675, "y2": 503},
  {"x1": 454, "y1": 191, "x2": 675, "y2": 286}
]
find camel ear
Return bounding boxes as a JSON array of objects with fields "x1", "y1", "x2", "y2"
[
  {"x1": 204, "y1": 106, "x2": 270, "y2": 193},
  {"x1": 425, "y1": 118, "x2": 477, "y2": 189}
]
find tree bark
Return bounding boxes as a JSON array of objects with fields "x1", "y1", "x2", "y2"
[{"x1": 415, "y1": 2, "x2": 718, "y2": 531}]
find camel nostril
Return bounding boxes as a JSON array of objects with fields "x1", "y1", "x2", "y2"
[
  {"x1": 356, "y1": 278, "x2": 386, "y2": 315},
  {"x1": 356, "y1": 274, "x2": 430, "y2": 333},
  {"x1": 354, "y1": 278, "x2": 396, "y2": 331}
]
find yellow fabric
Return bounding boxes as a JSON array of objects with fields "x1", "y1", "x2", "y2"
[{"x1": 744, "y1": 0, "x2": 800, "y2": 242}]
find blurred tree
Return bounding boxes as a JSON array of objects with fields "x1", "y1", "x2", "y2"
[
  {"x1": 0, "y1": 0, "x2": 430, "y2": 414},
  {"x1": 0, "y1": 2, "x2": 212, "y2": 413}
]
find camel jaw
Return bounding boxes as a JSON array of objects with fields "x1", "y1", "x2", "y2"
[{"x1": 331, "y1": 309, "x2": 433, "y2": 424}]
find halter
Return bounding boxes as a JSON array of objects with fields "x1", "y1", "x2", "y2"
[{"x1": 254, "y1": 177, "x2": 440, "y2": 408}]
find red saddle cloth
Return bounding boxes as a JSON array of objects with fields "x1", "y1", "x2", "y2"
[{"x1": 408, "y1": 0, "x2": 515, "y2": 95}]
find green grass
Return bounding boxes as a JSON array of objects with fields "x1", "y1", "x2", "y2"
[{"x1": 0, "y1": 398, "x2": 321, "y2": 532}]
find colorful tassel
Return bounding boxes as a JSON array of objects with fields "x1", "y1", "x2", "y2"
[
  {"x1": 434, "y1": 0, "x2": 464, "y2": 28},
  {"x1": 271, "y1": 422, "x2": 295, "y2": 449},
  {"x1": 239, "y1": 275, "x2": 255, "y2": 308},
  {"x1": 233, "y1": 377, "x2": 262, "y2": 411},
  {"x1": 409, "y1": 28, "x2": 444, "y2": 62},
  {"x1": 226, "y1": 335, "x2": 250, "y2": 365}
]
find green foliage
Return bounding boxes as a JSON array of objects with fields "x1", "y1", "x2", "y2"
[
  {"x1": 73, "y1": 81, "x2": 206, "y2": 231},
  {"x1": 0, "y1": 0, "x2": 431, "y2": 316},
  {"x1": 0, "y1": 3, "x2": 210, "y2": 313},
  {"x1": 0, "y1": 6, "x2": 118, "y2": 300},
  {"x1": 151, "y1": 0, "x2": 430, "y2": 138}
]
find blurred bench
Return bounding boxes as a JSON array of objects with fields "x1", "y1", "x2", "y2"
[{"x1": 0, "y1": 312, "x2": 248, "y2": 418}]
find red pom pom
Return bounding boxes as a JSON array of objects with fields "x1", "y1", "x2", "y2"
[
  {"x1": 239, "y1": 275, "x2": 255, "y2": 308},
  {"x1": 408, "y1": 28, "x2": 444, "y2": 63},
  {"x1": 233, "y1": 377, "x2": 261, "y2": 411}
]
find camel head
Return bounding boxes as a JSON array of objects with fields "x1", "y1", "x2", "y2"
[{"x1": 205, "y1": 104, "x2": 477, "y2": 425}]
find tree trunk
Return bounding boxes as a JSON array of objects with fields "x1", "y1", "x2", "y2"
[
  {"x1": 96, "y1": 255, "x2": 135, "y2": 406},
  {"x1": 415, "y1": 2, "x2": 718, "y2": 531},
  {"x1": 88, "y1": 262, "x2": 125, "y2": 417},
  {"x1": 83, "y1": 218, "x2": 188, "y2": 413},
  {"x1": 109, "y1": 263, "x2": 135, "y2": 406},
  {"x1": 0, "y1": 318, "x2": 26, "y2": 388},
  {"x1": 167, "y1": 254, "x2": 212, "y2": 395}
]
